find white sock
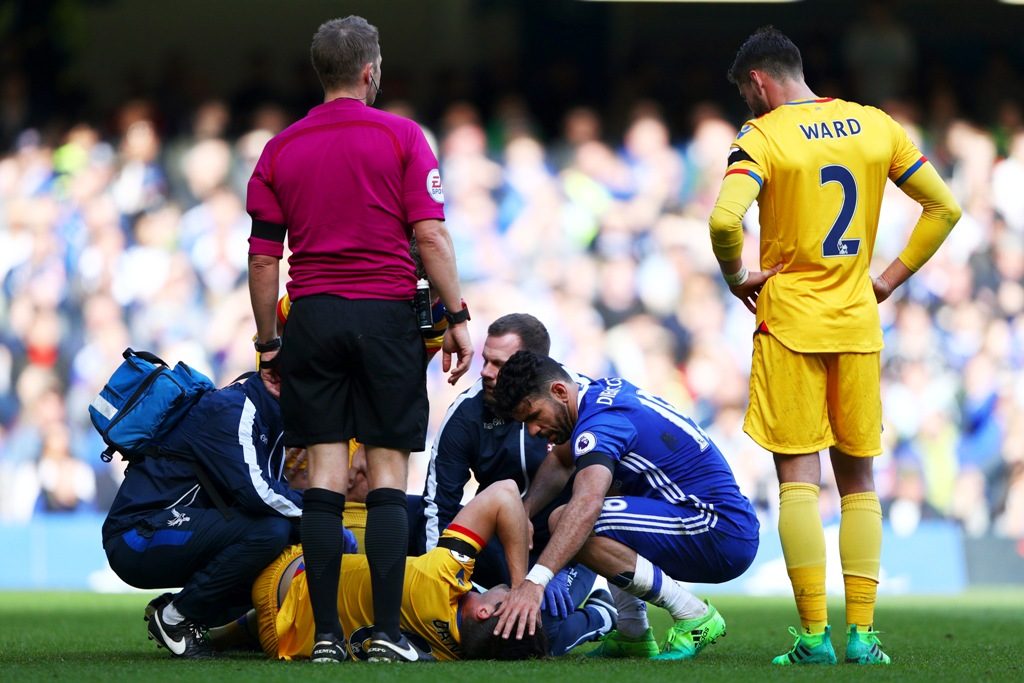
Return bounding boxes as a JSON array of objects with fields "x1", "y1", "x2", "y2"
[
  {"x1": 611, "y1": 585, "x2": 649, "y2": 638},
  {"x1": 162, "y1": 601, "x2": 186, "y2": 625},
  {"x1": 627, "y1": 555, "x2": 708, "y2": 622}
]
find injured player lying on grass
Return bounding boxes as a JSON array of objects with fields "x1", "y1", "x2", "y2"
[{"x1": 149, "y1": 479, "x2": 616, "y2": 660}]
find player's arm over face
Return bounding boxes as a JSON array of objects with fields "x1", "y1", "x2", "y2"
[
  {"x1": 491, "y1": 461, "x2": 613, "y2": 641},
  {"x1": 447, "y1": 479, "x2": 530, "y2": 585}
]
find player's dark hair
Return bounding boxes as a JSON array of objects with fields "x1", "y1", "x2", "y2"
[
  {"x1": 310, "y1": 15, "x2": 380, "y2": 92},
  {"x1": 727, "y1": 26, "x2": 803, "y2": 85},
  {"x1": 459, "y1": 611, "x2": 549, "y2": 660},
  {"x1": 487, "y1": 314, "x2": 551, "y2": 356},
  {"x1": 493, "y1": 351, "x2": 570, "y2": 420}
]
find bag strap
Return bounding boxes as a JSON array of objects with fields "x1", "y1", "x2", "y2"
[
  {"x1": 190, "y1": 461, "x2": 236, "y2": 521},
  {"x1": 124, "y1": 348, "x2": 168, "y2": 367},
  {"x1": 150, "y1": 444, "x2": 237, "y2": 522},
  {"x1": 231, "y1": 371, "x2": 257, "y2": 384}
]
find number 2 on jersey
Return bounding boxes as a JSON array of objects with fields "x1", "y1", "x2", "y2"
[{"x1": 820, "y1": 164, "x2": 860, "y2": 257}]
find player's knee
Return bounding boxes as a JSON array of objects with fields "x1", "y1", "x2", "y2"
[
  {"x1": 548, "y1": 504, "x2": 567, "y2": 531},
  {"x1": 247, "y1": 515, "x2": 294, "y2": 555},
  {"x1": 491, "y1": 478, "x2": 521, "y2": 502}
]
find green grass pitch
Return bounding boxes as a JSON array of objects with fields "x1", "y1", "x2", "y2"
[{"x1": 2, "y1": 591, "x2": 1022, "y2": 681}]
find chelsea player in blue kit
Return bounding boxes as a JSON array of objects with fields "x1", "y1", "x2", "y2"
[{"x1": 490, "y1": 351, "x2": 759, "y2": 660}]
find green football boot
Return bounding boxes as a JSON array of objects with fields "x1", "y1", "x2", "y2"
[
  {"x1": 652, "y1": 602, "x2": 727, "y2": 661},
  {"x1": 771, "y1": 625, "x2": 837, "y2": 665},
  {"x1": 585, "y1": 627, "x2": 659, "y2": 659},
  {"x1": 845, "y1": 625, "x2": 891, "y2": 664}
]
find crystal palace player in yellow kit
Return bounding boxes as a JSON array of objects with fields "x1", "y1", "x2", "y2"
[{"x1": 709, "y1": 27, "x2": 961, "y2": 666}]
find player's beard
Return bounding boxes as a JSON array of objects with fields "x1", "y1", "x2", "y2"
[{"x1": 548, "y1": 401, "x2": 574, "y2": 445}]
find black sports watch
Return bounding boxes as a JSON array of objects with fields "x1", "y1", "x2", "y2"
[
  {"x1": 253, "y1": 336, "x2": 282, "y2": 352},
  {"x1": 444, "y1": 302, "x2": 471, "y2": 325}
]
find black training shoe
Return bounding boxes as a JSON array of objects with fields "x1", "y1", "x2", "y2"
[
  {"x1": 366, "y1": 633, "x2": 435, "y2": 662},
  {"x1": 311, "y1": 634, "x2": 348, "y2": 663},
  {"x1": 146, "y1": 603, "x2": 216, "y2": 659},
  {"x1": 143, "y1": 593, "x2": 173, "y2": 622}
]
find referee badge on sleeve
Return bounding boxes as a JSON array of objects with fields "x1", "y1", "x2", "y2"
[{"x1": 427, "y1": 168, "x2": 444, "y2": 203}]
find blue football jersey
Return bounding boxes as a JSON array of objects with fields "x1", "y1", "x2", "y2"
[{"x1": 572, "y1": 377, "x2": 757, "y2": 539}]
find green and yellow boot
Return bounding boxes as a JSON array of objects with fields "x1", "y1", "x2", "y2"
[
  {"x1": 585, "y1": 627, "x2": 658, "y2": 659},
  {"x1": 771, "y1": 625, "x2": 837, "y2": 665},
  {"x1": 652, "y1": 602, "x2": 727, "y2": 661},
  {"x1": 845, "y1": 625, "x2": 891, "y2": 664}
]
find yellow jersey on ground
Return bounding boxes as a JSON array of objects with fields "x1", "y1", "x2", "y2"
[
  {"x1": 726, "y1": 97, "x2": 926, "y2": 353},
  {"x1": 265, "y1": 525, "x2": 483, "y2": 661}
]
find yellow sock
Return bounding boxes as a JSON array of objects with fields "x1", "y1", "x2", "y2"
[
  {"x1": 779, "y1": 482, "x2": 827, "y2": 634},
  {"x1": 839, "y1": 492, "x2": 882, "y2": 630}
]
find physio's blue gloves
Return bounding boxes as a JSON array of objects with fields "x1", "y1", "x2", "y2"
[
  {"x1": 342, "y1": 527, "x2": 358, "y2": 554},
  {"x1": 540, "y1": 567, "x2": 574, "y2": 619}
]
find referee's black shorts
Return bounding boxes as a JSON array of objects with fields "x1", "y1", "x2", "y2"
[{"x1": 279, "y1": 294, "x2": 428, "y2": 451}]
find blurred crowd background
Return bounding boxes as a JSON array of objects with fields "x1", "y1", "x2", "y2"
[{"x1": 1, "y1": 0, "x2": 1023, "y2": 543}]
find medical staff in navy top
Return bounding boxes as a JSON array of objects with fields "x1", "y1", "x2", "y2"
[
  {"x1": 104, "y1": 372, "x2": 304, "y2": 659},
  {"x1": 490, "y1": 351, "x2": 759, "y2": 661},
  {"x1": 416, "y1": 315, "x2": 555, "y2": 580},
  {"x1": 246, "y1": 15, "x2": 472, "y2": 664}
]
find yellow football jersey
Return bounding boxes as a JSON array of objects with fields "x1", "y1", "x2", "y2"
[
  {"x1": 265, "y1": 526, "x2": 482, "y2": 662},
  {"x1": 727, "y1": 98, "x2": 926, "y2": 353}
]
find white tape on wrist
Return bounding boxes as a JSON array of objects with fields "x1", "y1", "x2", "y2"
[
  {"x1": 524, "y1": 564, "x2": 554, "y2": 588},
  {"x1": 723, "y1": 266, "x2": 749, "y2": 287}
]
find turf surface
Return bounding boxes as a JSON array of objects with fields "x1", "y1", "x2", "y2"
[{"x1": 1, "y1": 591, "x2": 1022, "y2": 681}]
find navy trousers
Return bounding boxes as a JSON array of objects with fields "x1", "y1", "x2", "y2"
[{"x1": 105, "y1": 506, "x2": 293, "y2": 625}]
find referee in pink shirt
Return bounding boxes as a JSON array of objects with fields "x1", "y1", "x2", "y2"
[{"x1": 246, "y1": 15, "x2": 473, "y2": 663}]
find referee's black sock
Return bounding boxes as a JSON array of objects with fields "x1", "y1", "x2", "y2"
[
  {"x1": 301, "y1": 487, "x2": 346, "y2": 640},
  {"x1": 365, "y1": 487, "x2": 409, "y2": 641}
]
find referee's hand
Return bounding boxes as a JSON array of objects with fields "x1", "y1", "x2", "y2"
[
  {"x1": 442, "y1": 322, "x2": 473, "y2": 385},
  {"x1": 258, "y1": 348, "x2": 281, "y2": 399}
]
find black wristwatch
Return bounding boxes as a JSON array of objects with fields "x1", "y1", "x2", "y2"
[
  {"x1": 444, "y1": 302, "x2": 471, "y2": 325},
  {"x1": 253, "y1": 336, "x2": 282, "y2": 352}
]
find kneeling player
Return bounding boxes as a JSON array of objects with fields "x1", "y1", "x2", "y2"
[{"x1": 492, "y1": 352, "x2": 761, "y2": 660}]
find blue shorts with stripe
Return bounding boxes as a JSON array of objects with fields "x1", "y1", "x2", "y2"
[{"x1": 594, "y1": 496, "x2": 759, "y2": 584}]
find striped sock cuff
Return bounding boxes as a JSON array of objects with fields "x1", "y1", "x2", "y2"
[
  {"x1": 780, "y1": 482, "x2": 820, "y2": 501},
  {"x1": 840, "y1": 492, "x2": 881, "y2": 515}
]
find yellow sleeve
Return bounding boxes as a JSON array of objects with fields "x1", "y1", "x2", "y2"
[
  {"x1": 895, "y1": 162, "x2": 962, "y2": 271},
  {"x1": 886, "y1": 112, "x2": 926, "y2": 183},
  {"x1": 709, "y1": 171, "x2": 761, "y2": 262}
]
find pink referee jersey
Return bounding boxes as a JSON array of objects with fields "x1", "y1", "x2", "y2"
[{"x1": 246, "y1": 98, "x2": 445, "y2": 301}]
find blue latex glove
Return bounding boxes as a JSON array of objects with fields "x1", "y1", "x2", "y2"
[
  {"x1": 540, "y1": 567, "x2": 574, "y2": 619},
  {"x1": 342, "y1": 527, "x2": 358, "y2": 554}
]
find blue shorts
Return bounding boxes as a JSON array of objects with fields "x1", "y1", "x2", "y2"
[{"x1": 594, "y1": 496, "x2": 758, "y2": 584}]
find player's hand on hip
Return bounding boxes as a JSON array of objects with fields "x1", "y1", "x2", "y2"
[
  {"x1": 730, "y1": 264, "x2": 782, "y2": 314},
  {"x1": 872, "y1": 273, "x2": 895, "y2": 303},
  {"x1": 442, "y1": 322, "x2": 473, "y2": 385},
  {"x1": 493, "y1": 581, "x2": 543, "y2": 640}
]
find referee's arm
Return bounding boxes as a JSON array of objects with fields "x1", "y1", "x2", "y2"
[
  {"x1": 248, "y1": 254, "x2": 280, "y2": 345},
  {"x1": 414, "y1": 219, "x2": 473, "y2": 383}
]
